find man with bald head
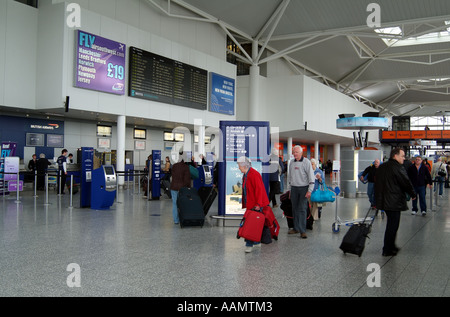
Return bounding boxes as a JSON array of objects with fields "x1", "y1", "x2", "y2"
[
  {"x1": 287, "y1": 146, "x2": 315, "y2": 239},
  {"x1": 360, "y1": 159, "x2": 381, "y2": 209}
]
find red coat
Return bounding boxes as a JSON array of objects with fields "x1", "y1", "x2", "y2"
[{"x1": 242, "y1": 167, "x2": 269, "y2": 210}]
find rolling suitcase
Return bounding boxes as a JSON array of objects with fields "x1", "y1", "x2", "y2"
[
  {"x1": 262, "y1": 206, "x2": 280, "y2": 240},
  {"x1": 280, "y1": 192, "x2": 294, "y2": 229},
  {"x1": 236, "y1": 209, "x2": 265, "y2": 242},
  {"x1": 198, "y1": 186, "x2": 217, "y2": 215},
  {"x1": 177, "y1": 187, "x2": 205, "y2": 228},
  {"x1": 340, "y1": 208, "x2": 378, "y2": 257},
  {"x1": 161, "y1": 179, "x2": 172, "y2": 198}
]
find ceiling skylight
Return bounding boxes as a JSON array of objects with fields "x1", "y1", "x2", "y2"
[{"x1": 375, "y1": 22, "x2": 450, "y2": 47}]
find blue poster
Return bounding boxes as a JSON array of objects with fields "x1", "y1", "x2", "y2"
[
  {"x1": 219, "y1": 121, "x2": 270, "y2": 216},
  {"x1": 210, "y1": 73, "x2": 235, "y2": 116}
]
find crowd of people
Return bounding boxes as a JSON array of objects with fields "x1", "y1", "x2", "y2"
[
  {"x1": 238, "y1": 147, "x2": 448, "y2": 255},
  {"x1": 26, "y1": 146, "x2": 446, "y2": 256}
]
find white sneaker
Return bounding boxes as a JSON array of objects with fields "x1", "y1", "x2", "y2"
[
  {"x1": 245, "y1": 247, "x2": 253, "y2": 253},
  {"x1": 254, "y1": 243, "x2": 261, "y2": 248},
  {"x1": 422, "y1": 211, "x2": 427, "y2": 216},
  {"x1": 411, "y1": 211, "x2": 418, "y2": 215}
]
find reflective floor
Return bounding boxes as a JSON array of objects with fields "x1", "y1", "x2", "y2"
[{"x1": 0, "y1": 182, "x2": 449, "y2": 297}]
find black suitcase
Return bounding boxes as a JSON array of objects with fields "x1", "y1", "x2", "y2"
[
  {"x1": 198, "y1": 186, "x2": 217, "y2": 215},
  {"x1": 340, "y1": 208, "x2": 378, "y2": 257},
  {"x1": 280, "y1": 192, "x2": 294, "y2": 229},
  {"x1": 177, "y1": 187, "x2": 205, "y2": 228},
  {"x1": 161, "y1": 179, "x2": 172, "y2": 198}
]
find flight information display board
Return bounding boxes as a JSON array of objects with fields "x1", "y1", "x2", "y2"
[{"x1": 129, "y1": 47, "x2": 208, "y2": 110}]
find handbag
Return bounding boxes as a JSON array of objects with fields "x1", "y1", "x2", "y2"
[
  {"x1": 260, "y1": 226, "x2": 273, "y2": 244},
  {"x1": 310, "y1": 183, "x2": 336, "y2": 203},
  {"x1": 438, "y1": 163, "x2": 446, "y2": 177}
]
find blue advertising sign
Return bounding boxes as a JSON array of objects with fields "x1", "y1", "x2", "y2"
[
  {"x1": 75, "y1": 30, "x2": 126, "y2": 95},
  {"x1": 218, "y1": 121, "x2": 270, "y2": 216},
  {"x1": 152, "y1": 150, "x2": 161, "y2": 200},
  {"x1": 210, "y1": 73, "x2": 235, "y2": 116}
]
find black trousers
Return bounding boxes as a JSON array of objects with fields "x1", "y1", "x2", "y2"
[
  {"x1": 58, "y1": 171, "x2": 67, "y2": 194},
  {"x1": 269, "y1": 181, "x2": 280, "y2": 205},
  {"x1": 384, "y1": 211, "x2": 401, "y2": 253}
]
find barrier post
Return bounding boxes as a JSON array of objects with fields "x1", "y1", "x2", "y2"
[
  {"x1": 58, "y1": 170, "x2": 62, "y2": 197},
  {"x1": 69, "y1": 175, "x2": 74, "y2": 208},
  {"x1": 33, "y1": 170, "x2": 38, "y2": 198},
  {"x1": 44, "y1": 173, "x2": 50, "y2": 206},
  {"x1": 15, "y1": 172, "x2": 20, "y2": 203}
]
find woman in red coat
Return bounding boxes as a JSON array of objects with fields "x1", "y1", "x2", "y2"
[{"x1": 237, "y1": 156, "x2": 269, "y2": 253}]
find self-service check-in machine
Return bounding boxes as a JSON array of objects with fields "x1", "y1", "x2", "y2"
[
  {"x1": 91, "y1": 165, "x2": 117, "y2": 210},
  {"x1": 193, "y1": 164, "x2": 214, "y2": 190}
]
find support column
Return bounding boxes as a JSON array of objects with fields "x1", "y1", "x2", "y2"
[
  {"x1": 195, "y1": 119, "x2": 205, "y2": 164},
  {"x1": 334, "y1": 143, "x2": 341, "y2": 162},
  {"x1": 333, "y1": 143, "x2": 341, "y2": 186},
  {"x1": 315, "y1": 140, "x2": 319, "y2": 162},
  {"x1": 249, "y1": 40, "x2": 259, "y2": 121},
  {"x1": 117, "y1": 115, "x2": 126, "y2": 186},
  {"x1": 287, "y1": 137, "x2": 293, "y2": 160}
]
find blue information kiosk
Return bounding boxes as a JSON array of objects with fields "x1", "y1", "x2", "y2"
[
  {"x1": 91, "y1": 165, "x2": 117, "y2": 210},
  {"x1": 80, "y1": 147, "x2": 94, "y2": 208}
]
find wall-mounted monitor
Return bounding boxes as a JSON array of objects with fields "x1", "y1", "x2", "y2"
[
  {"x1": 97, "y1": 125, "x2": 112, "y2": 137},
  {"x1": 26, "y1": 133, "x2": 44, "y2": 147},
  {"x1": 134, "y1": 128, "x2": 146, "y2": 140},
  {"x1": 47, "y1": 134, "x2": 64, "y2": 148},
  {"x1": 174, "y1": 133, "x2": 184, "y2": 142},
  {"x1": 164, "y1": 132, "x2": 174, "y2": 141}
]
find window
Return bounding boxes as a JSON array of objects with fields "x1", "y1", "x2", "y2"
[{"x1": 375, "y1": 21, "x2": 450, "y2": 47}]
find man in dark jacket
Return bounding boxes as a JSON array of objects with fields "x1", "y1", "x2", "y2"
[
  {"x1": 407, "y1": 155, "x2": 432, "y2": 216},
  {"x1": 170, "y1": 153, "x2": 191, "y2": 225},
  {"x1": 375, "y1": 148, "x2": 416, "y2": 256}
]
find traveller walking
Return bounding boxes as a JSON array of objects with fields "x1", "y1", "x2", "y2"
[
  {"x1": 375, "y1": 148, "x2": 416, "y2": 256},
  {"x1": 268, "y1": 149, "x2": 283, "y2": 208},
  {"x1": 431, "y1": 157, "x2": 447, "y2": 197},
  {"x1": 407, "y1": 155, "x2": 432, "y2": 216},
  {"x1": 170, "y1": 152, "x2": 191, "y2": 225},
  {"x1": 237, "y1": 156, "x2": 269, "y2": 253},
  {"x1": 287, "y1": 145, "x2": 315, "y2": 239},
  {"x1": 359, "y1": 159, "x2": 381, "y2": 209},
  {"x1": 310, "y1": 158, "x2": 325, "y2": 220},
  {"x1": 36, "y1": 154, "x2": 51, "y2": 190}
]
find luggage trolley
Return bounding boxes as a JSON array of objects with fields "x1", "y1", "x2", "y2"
[{"x1": 331, "y1": 187, "x2": 378, "y2": 233}]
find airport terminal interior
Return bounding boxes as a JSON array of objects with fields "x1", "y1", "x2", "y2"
[
  {"x1": 0, "y1": 182, "x2": 449, "y2": 297},
  {"x1": 1, "y1": 0, "x2": 450, "y2": 298}
]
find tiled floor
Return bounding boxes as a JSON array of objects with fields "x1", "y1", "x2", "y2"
[{"x1": 0, "y1": 183, "x2": 449, "y2": 297}]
